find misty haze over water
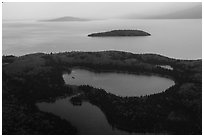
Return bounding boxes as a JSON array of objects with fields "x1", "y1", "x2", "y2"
[
  {"x1": 3, "y1": 19, "x2": 201, "y2": 59},
  {"x1": 2, "y1": 2, "x2": 202, "y2": 135}
]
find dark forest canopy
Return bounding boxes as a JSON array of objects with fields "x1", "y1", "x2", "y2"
[{"x1": 2, "y1": 51, "x2": 201, "y2": 135}]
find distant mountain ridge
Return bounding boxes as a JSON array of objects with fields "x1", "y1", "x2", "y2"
[
  {"x1": 39, "y1": 16, "x2": 90, "y2": 22},
  {"x1": 124, "y1": 5, "x2": 202, "y2": 19},
  {"x1": 150, "y1": 5, "x2": 202, "y2": 19}
]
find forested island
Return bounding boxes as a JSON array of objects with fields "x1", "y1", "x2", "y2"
[
  {"x1": 2, "y1": 51, "x2": 201, "y2": 135},
  {"x1": 88, "y1": 30, "x2": 151, "y2": 37}
]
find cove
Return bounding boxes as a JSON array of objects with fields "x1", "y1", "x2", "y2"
[
  {"x1": 37, "y1": 96, "x2": 130, "y2": 135},
  {"x1": 63, "y1": 69, "x2": 175, "y2": 97}
]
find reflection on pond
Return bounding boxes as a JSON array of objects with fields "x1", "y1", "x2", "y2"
[
  {"x1": 63, "y1": 69, "x2": 175, "y2": 97},
  {"x1": 36, "y1": 96, "x2": 130, "y2": 135}
]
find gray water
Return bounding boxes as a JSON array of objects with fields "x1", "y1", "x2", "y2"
[
  {"x1": 3, "y1": 19, "x2": 201, "y2": 59},
  {"x1": 63, "y1": 69, "x2": 175, "y2": 97},
  {"x1": 37, "y1": 96, "x2": 129, "y2": 135},
  {"x1": 37, "y1": 69, "x2": 175, "y2": 134}
]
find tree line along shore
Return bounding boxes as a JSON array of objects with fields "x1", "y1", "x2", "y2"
[{"x1": 2, "y1": 51, "x2": 201, "y2": 135}]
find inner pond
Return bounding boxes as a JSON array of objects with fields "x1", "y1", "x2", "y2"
[
  {"x1": 37, "y1": 69, "x2": 175, "y2": 134},
  {"x1": 63, "y1": 69, "x2": 175, "y2": 97}
]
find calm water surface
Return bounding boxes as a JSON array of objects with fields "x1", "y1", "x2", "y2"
[
  {"x1": 37, "y1": 96, "x2": 129, "y2": 135},
  {"x1": 63, "y1": 69, "x2": 175, "y2": 97},
  {"x1": 37, "y1": 69, "x2": 175, "y2": 134},
  {"x1": 37, "y1": 70, "x2": 175, "y2": 134},
  {"x1": 3, "y1": 19, "x2": 201, "y2": 59}
]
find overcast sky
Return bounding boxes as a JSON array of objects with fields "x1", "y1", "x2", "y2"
[{"x1": 2, "y1": 2, "x2": 201, "y2": 20}]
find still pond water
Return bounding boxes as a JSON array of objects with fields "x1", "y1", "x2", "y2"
[
  {"x1": 63, "y1": 69, "x2": 175, "y2": 97},
  {"x1": 37, "y1": 69, "x2": 175, "y2": 134}
]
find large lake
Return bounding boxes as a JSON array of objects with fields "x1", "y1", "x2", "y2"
[
  {"x1": 37, "y1": 69, "x2": 175, "y2": 134},
  {"x1": 3, "y1": 19, "x2": 201, "y2": 59},
  {"x1": 63, "y1": 69, "x2": 175, "y2": 97}
]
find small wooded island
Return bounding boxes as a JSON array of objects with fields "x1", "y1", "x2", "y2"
[{"x1": 88, "y1": 30, "x2": 151, "y2": 37}]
